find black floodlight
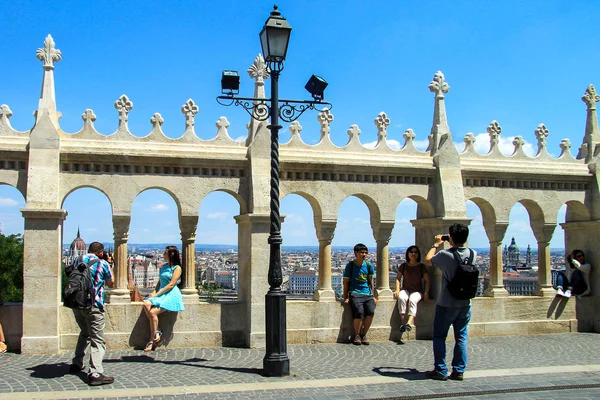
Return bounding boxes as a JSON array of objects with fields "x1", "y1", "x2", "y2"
[
  {"x1": 221, "y1": 70, "x2": 240, "y2": 95},
  {"x1": 305, "y1": 75, "x2": 328, "y2": 101},
  {"x1": 259, "y1": 5, "x2": 292, "y2": 64}
]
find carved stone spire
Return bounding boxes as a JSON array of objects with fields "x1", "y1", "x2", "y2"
[
  {"x1": 578, "y1": 84, "x2": 600, "y2": 162},
  {"x1": 487, "y1": 120, "x2": 502, "y2": 154},
  {"x1": 35, "y1": 35, "x2": 62, "y2": 128},
  {"x1": 246, "y1": 54, "x2": 270, "y2": 145},
  {"x1": 317, "y1": 108, "x2": 334, "y2": 141},
  {"x1": 181, "y1": 98, "x2": 199, "y2": 132},
  {"x1": 374, "y1": 112, "x2": 390, "y2": 144},
  {"x1": 535, "y1": 123, "x2": 549, "y2": 155},
  {"x1": 428, "y1": 71, "x2": 452, "y2": 156}
]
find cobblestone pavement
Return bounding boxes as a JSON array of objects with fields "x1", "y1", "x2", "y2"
[{"x1": 1, "y1": 333, "x2": 599, "y2": 399}]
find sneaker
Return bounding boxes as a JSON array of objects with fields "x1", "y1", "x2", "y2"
[
  {"x1": 360, "y1": 334, "x2": 369, "y2": 345},
  {"x1": 564, "y1": 289, "x2": 572, "y2": 298},
  {"x1": 88, "y1": 372, "x2": 114, "y2": 386},
  {"x1": 556, "y1": 287, "x2": 565, "y2": 297},
  {"x1": 399, "y1": 324, "x2": 407, "y2": 333},
  {"x1": 450, "y1": 370, "x2": 464, "y2": 381},
  {"x1": 352, "y1": 335, "x2": 361, "y2": 345},
  {"x1": 424, "y1": 370, "x2": 448, "y2": 381},
  {"x1": 405, "y1": 323, "x2": 413, "y2": 332},
  {"x1": 68, "y1": 364, "x2": 84, "y2": 374}
]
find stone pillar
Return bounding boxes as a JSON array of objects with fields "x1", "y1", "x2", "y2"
[
  {"x1": 180, "y1": 215, "x2": 199, "y2": 302},
  {"x1": 483, "y1": 240, "x2": 509, "y2": 297},
  {"x1": 235, "y1": 213, "x2": 271, "y2": 347},
  {"x1": 483, "y1": 223, "x2": 509, "y2": 297},
  {"x1": 373, "y1": 221, "x2": 394, "y2": 299},
  {"x1": 110, "y1": 215, "x2": 131, "y2": 303},
  {"x1": 532, "y1": 223, "x2": 556, "y2": 297},
  {"x1": 20, "y1": 208, "x2": 67, "y2": 354},
  {"x1": 314, "y1": 220, "x2": 336, "y2": 301}
]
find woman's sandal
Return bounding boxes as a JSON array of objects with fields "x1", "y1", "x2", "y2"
[
  {"x1": 0, "y1": 342, "x2": 7, "y2": 354},
  {"x1": 153, "y1": 329, "x2": 163, "y2": 343},
  {"x1": 143, "y1": 341, "x2": 155, "y2": 352}
]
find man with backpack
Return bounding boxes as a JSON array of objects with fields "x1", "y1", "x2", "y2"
[
  {"x1": 423, "y1": 223, "x2": 477, "y2": 381},
  {"x1": 66, "y1": 241, "x2": 114, "y2": 386}
]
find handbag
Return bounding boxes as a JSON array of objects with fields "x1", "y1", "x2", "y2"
[{"x1": 130, "y1": 288, "x2": 144, "y2": 302}]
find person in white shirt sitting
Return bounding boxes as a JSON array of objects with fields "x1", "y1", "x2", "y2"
[{"x1": 555, "y1": 249, "x2": 591, "y2": 298}]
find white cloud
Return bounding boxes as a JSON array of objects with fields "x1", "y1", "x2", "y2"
[
  {"x1": 84, "y1": 227, "x2": 98, "y2": 233},
  {"x1": 207, "y1": 212, "x2": 228, "y2": 219},
  {"x1": 283, "y1": 213, "x2": 304, "y2": 224},
  {"x1": 413, "y1": 139, "x2": 429, "y2": 151},
  {"x1": 0, "y1": 198, "x2": 18, "y2": 207},
  {"x1": 363, "y1": 139, "x2": 402, "y2": 150},
  {"x1": 148, "y1": 204, "x2": 168, "y2": 212},
  {"x1": 234, "y1": 135, "x2": 246, "y2": 143}
]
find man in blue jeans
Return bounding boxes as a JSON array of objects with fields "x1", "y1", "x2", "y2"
[{"x1": 423, "y1": 223, "x2": 474, "y2": 381}]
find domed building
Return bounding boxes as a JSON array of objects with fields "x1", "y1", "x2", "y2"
[
  {"x1": 503, "y1": 237, "x2": 532, "y2": 271},
  {"x1": 67, "y1": 227, "x2": 87, "y2": 265}
]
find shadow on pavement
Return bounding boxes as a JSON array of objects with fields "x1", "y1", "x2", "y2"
[
  {"x1": 372, "y1": 366, "x2": 424, "y2": 380},
  {"x1": 104, "y1": 356, "x2": 262, "y2": 375},
  {"x1": 27, "y1": 362, "x2": 87, "y2": 383}
]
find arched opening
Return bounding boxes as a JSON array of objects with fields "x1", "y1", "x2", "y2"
[
  {"x1": 503, "y1": 202, "x2": 538, "y2": 296},
  {"x1": 466, "y1": 200, "x2": 487, "y2": 296},
  {"x1": 197, "y1": 191, "x2": 241, "y2": 302},
  {"x1": 129, "y1": 189, "x2": 179, "y2": 295},
  {"x1": 389, "y1": 198, "x2": 418, "y2": 290},
  {"x1": 281, "y1": 193, "x2": 318, "y2": 298},
  {"x1": 0, "y1": 184, "x2": 26, "y2": 302}
]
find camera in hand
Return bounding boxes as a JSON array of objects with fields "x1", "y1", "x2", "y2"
[{"x1": 441, "y1": 235, "x2": 450, "y2": 241}]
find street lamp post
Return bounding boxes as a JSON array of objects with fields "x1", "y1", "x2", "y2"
[{"x1": 217, "y1": 5, "x2": 332, "y2": 377}]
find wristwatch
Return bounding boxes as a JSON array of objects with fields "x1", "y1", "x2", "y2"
[{"x1": 432, "y1": 244, "x2": 439, "y2": 249}]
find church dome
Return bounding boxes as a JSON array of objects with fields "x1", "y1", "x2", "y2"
[
  {"x1": 70, "y1": 228, "x2": 87, "y2": 252},
  {"x1": 507, "y1": 237, "x2": 519, "y2": 252}
]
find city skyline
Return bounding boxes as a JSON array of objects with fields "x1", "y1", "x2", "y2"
[{"x1": 1, "y1": 0, "x2": 594, "y2": 249}]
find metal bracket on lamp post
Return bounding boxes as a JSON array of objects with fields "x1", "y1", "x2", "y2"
[{"x1": 216, "y1": 95, "x2": 332, "y2": 123}]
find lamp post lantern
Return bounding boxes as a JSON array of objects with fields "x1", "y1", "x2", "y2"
[{"x1": 216, "y1": 5, "x2": 332, "y2": 378}]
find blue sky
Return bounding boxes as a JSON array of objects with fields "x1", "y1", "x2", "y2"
[{"x1": 1, "y1": 0, "x2": 598, "y2": 250}]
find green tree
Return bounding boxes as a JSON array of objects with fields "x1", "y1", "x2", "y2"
[{"x1": 0, "y1": 233, "x2": 24, "y2": 302}]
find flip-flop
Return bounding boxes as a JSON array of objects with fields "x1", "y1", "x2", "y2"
[
  {"x1": 144, "y1": 341, "x2": 154, "y2": 352},
  {"x1": 153, "y1": 329, "x2": 163, "y2": 343}
]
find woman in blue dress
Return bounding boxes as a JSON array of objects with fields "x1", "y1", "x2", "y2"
[{"x1": 142, "y1": 246, "x2": 185, "y2": 351}]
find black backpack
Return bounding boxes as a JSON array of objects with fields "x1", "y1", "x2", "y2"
[
  {"x1": 63, "y1": 257, "x2": 99, "y2": 309},
  {"x1": 447, "y1": 248, "x2": 479, "y2": 300}
]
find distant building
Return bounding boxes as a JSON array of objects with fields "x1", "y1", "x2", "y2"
[
  {"x1": 215, "y1": 269, "x2": 237, "y2": 290},
  {"x1": 332, "y1": 273, "x2": 343, "y2": 297},
  {"x1": 66, "y1": 227, "x2": 86, "y2": 266},
  {"x1": 503, "y1": 237, "x2": 532, "y2": 271},
  {"x1": 289, "y1": 271, "x2": 318, "y2": 295},
  {"x1": 503, "y1": 274, "x2": 538, "y2": 296}
]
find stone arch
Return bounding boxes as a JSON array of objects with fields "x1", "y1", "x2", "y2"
[
  {"x1": 202, "y1": 188, "x2": 248, "y2": 216},
  {"x1": 351, "y1": 193, "x2": 382, "y2": 227},
  {"x1": 0, "y1": 178, "x2": 26, "y2": 199},
  {"x1": 407, "y1": 194, "x2": 436, "y2": 219},
  {"x1": 564, "y1": 199, "x2": 591, "y2": 222},
  {"x1": 282, "y1": 191, "x2": 323, "y2": 222},
  {"x1": 0, "y1": 183, "x2": 26, "y2": 234},
  {"x1": 133, "y1": 186, "x2": 182, "y2": 217},
  {"x1": 60, "y1": 184, "x2": 112, "y2": 211}
]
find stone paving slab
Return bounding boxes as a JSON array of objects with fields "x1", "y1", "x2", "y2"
[{"x1": 0, "y1": 333, "x2": 599, "y2": 399}]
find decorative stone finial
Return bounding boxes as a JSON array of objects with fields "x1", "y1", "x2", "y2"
[
  {"x1": 36, "y1": 34, "x2": 62, "y2": 70},
  {"x1": 216, "y1": 116, "x2": 230, "y2": 138},
  {"x1": 347, "y1": 124, "x2": 361, "y2": 140},
  {"x1": 582, "y1": 84, "x2": 600, "y2": 110},
  {"x1": 114, "y1": 94, "x2": 133, "y2": 128},
  {"x1": 216, "y1": 116, "x2": 230, "y2": 130},
  {"x1": 403, "y1": 128, "x2": 416, "y2": 142},
  {"x1": 289, "y1": 121, "x2": 302, "y2": 138},
  {"x1": 487, "y1": 120, "x2": 501, "y2": 144},
  {"x1": 513, "y1": 136, "x2": 525, "y2": 153},
  {"x1": 0, "y1": 104, "x2": 13, "y2": 120},
  {"x1": 463, "y1": 132, "x2": 476, "y2": 149},
  {"x1": 535, "y1": 123, "x2": 549, "y2": 149},
  {"x1": 181, "y1": 98, "x2": 199, "y2": 129},
  {"x1": 81, "y1": 109, "x2": 96, "y2": 127},
  {"x1": 317, "y1": 108, "x2": 334, "y2": 139},
  {"x1": 151, "y1": 113, "x2": 164, "y2": 128},
  {"x1": 374, "y1": 112, "x2": 390, "y2": 139},
  {"x1": 428, "y1": 71, "x2": 450, "y2": 97},
  {"x1": 248, "y1": 54, "x2": 270, "y2": 81}
]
